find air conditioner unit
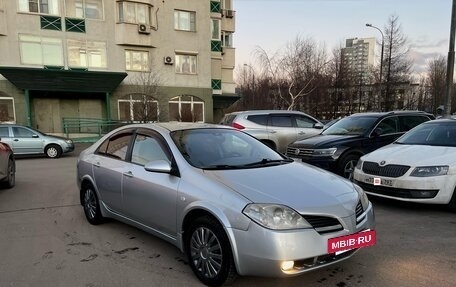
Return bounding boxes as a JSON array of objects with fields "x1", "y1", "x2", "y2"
[
  {"x1": 164, "y1": 56, "x2": 174, "y2": 65},
  {"x1": 225, "y1": 9, "x2": 234, "y2": 18},
  {"x1": 138, "y1": 24, "x2": 150, "y2": 34}
]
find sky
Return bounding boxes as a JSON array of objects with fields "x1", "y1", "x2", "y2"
[{"x1": 233, "y1": 0, "x2": 452, "y2": 77}]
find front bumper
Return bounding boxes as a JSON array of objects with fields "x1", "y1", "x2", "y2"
[
  {"x1": 63, "y1": 142, "x2": 75, "y2": 153},
  {"x1": 353, "y1": 170, "x2": 455, "y2": 204},
  {"x1": 229, "y1": 203, "x2": 375, "y2": 277}
]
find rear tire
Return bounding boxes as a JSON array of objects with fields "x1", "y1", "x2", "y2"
[
  {"x1": 185, "y1": 217, "x2": 237, "y2": 286},
  {"x1": 81, "y1": 184, "x2": 104, "y2": 225},
  {"x1": 2, "y1": 158, "x2": 15, "y2": 188},
  {"x1": 45, "y1": 145, "x2": 62, "y2": 158}
]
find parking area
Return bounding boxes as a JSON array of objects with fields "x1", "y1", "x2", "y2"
[{"x1": 0, "y1": 146, "x2": 455, "y2": 287}]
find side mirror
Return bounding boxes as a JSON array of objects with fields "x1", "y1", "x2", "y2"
[
  {"x1": 144, "y1": 160, "x2": 172, "y2": 173},
  {"x1": 371, "y1": 128, "x2": 382, "y2": 138},
  {"x1": 314, "y1": 122, "x2": 324, "y2": 129}
]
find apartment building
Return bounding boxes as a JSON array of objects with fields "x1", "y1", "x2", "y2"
[
  {"x1": 0, "y1": 0, "x2": 237, "y2": 133},
  {"x1": 341, "y1": 37, "x2": 375, "y2": 84}
]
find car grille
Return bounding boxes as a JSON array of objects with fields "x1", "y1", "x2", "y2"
[
  {"x1": 286, "y1": 147, "x2": 313, "y2": 157},
  {"x1": 301, "y1": 215, "x2": 343, "y2": 234},
  {"x1": 355, "y1": 181, "x2": 439, "y2": 199},
  {"x1": 362, "y1": 161, "x2": 410, "y2": 178}
]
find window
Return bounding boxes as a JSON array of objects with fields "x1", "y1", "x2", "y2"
[
  {"x1": 118, "y1": 94, "x2": 159, "y2": 122},
  {"x1": 211, "y1": 19, "x2": 220, "y2": 40},
  {"x1": 377, "y1": 117, "x2": 399, "y2": 135},
  {"x1": 247, "y1": 115, "x2": 268, "y2": 126},
  {"x1": 222, "y1": 32, "x2": 233, "y2": 47},
  {"x1": 222, "y1": 0, "x2": 232, "y2": 10},
  {"x1": 295, "y1": 115, "x2": 317, "y2": 128},
  {"x1": 66, "y1": 0, "x2": 103, "y2": 19},
  {"x1": 399, "y1": 116, "x2": 429, "y2": 132},
  {"x1": 174, "y1": 10, "x2": 196, "y2": 31},
  {"x1": 12, "y1": 127, "x2": 37, "y2": 138},
  {"x1": 125, "y1": 50, "x2": 149, "y2": 71},
  {"x1": 0, "y1": 127, "x2": 9, "y2": 138},
  {"x1": 169, "y1": 95, "x2": 204, "y2": 122},
  {"x1": 175, "y1": 54, "x2": 197, "y2": 74},
  {"x1": 0, "y1": 98, "x2": 16, "y2": 123},
  {"x1": 67, "y1": 39, "x2": 106, "y2": 69},
  {"x1": 18, "y1": 0, "x2": 59, "y2": 15},
  {"x1": 118, "y1": 1, "x2": 151, "y2": 25},
  {"x1": 131, "y1": 134, "x2": 170, "y2": 166},
  {"x1": 98, "y1": 133, "x2": 131, "y2": 160},
  {"x1": 19, "y1": 35, "x2": 63, "y2": 66},
  {"x1": 270, "y1": 116, "x2": 293, "y2": 127}
]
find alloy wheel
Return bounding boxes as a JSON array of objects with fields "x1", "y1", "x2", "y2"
[
  {"x1": 190, "y1": 227, "x2": 223, "y2": 279},
  {"x1": 84, "y1": 189, "x2": 97, "y2": 220}
]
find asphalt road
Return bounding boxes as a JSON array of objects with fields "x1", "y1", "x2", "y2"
[{"x1": 0, "y1": 146, "x2": 455, "y2": 287}]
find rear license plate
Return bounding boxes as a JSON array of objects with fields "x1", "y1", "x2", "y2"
[{"x1": 328, "y1": 230, "x2": 376, "y2": 254}]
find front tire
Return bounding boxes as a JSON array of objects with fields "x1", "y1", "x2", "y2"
[
  {"x1": 82, "y1": 185, "x2": 104, "y2": 225},
  {"x1": 338, "y1": 153, "x2": 360, "y2": 180},
  {"x1": 186, "y1": 217, "x2": 237, "y2": 286},
  {"x1": 449, "y1": 189, "x2": 456, "y2": 212},
  {"x1": 45, "y1": 145, "x2": 62, "y2": 158}
]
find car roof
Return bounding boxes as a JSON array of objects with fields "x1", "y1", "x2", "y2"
[
  {"x1": 348, "y1": 111, "x2": 433, "y2": 118},
  {"x1": 124, "y1": 122, "x2": 232, "y2": 132},
  {"x1": 226, "y1": 110, "x2": 309, "y2": 116}
]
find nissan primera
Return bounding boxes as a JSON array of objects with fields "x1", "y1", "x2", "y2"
[{"x1": 77, "y1": 123, "x2": 375, "y2": 286}]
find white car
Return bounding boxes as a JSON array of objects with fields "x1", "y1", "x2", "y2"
[{"x1": 353, "y1": 119, "x2": 456, "y2": 211}]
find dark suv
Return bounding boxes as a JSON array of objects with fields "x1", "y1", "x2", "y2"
[{"x1": 287, "y1": 111, "x2": 435, "y2": 179}]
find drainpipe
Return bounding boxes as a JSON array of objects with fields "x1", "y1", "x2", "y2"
[
  {"x1": 24, "y1": 89, "x2": 31, "y2": 126},
  {"x1": 106, "y1": 92, "x2": 111, "y2": 121}
]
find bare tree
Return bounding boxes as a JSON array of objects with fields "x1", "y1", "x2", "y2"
[
  {"x1": 383, "y1": 15, "x2": 413, "y2": 111},
  {"x1": 255, "y1": 36, "x2": 328, "y2": 111},
  {"x1": 125, "y1": 70, "x2": 162, "y2": 122},
  {"x1": 426, "y1": 55, "x2": 447, "y2": 114}
]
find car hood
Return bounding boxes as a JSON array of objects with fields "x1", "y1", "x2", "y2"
[
  {"x1": 362, "y1": 144, "x2": 456, "y2": 166},
  {"x1": 290, "y1": 134, "x2": 360, "y2": 148},
  {"x1": 204, "y1": 162, "x2": 358, "y2": 217}
]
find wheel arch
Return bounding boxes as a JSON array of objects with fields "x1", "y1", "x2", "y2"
[{"x1": 79, "y1": 176, "x2": 99, "y2": 205}]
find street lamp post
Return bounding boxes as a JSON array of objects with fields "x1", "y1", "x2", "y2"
[{"x1": 366, "y1": 23, "x2": 385, "y2": 111}]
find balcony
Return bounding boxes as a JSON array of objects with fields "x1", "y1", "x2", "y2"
[
  {"x1": 0, "y1": 9, "x2": 6, "y2": 35},
  {"x1": 221, "y1": 10, "x2": 235, "y2": 32},
  {"x1": 222, "y1": 47, "x2": 235, "y2": 69}
]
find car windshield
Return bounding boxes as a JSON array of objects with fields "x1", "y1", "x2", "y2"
[
  {"x1": 322, "y1": 116, "x2": 377, "y2": 136},
  {"x1": 171, "y1": 128, "x2": 290, "y2": 169},
  {"x1": 396, "y1": 122, "x2": 456, "y2": 147}
]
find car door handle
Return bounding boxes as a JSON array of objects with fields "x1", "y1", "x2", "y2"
[
  {"x1": 269, "y1": 130, "x2": 277, "y2": 134},
  {"x1": 13, "y1": 139, "x2": 19, "y2": 142},
  {"x1": 94, "y1": 162, "x2": 101, "y2": 168},
  {"x1": 123, "y1": 171, "x2": 134, "y2": 178},
  {"x1": 298, "y1": 132, "x2": 306, "y2": 135}
]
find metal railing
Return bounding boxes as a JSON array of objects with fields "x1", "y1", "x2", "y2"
[{"x1": 62, "y1": 118, "x2": 132, "y2": 142}]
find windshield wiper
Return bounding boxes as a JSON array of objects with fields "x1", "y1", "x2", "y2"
[
  {"x1": 203, "y1": 164, "x2": 241, "y2": 170},
  {"x1": 240, "y1": 158, "x2": 293, "y2": 167}
]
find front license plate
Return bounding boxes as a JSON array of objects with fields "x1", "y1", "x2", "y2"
[
  {"x1": 328, "y1": 230, "x2": 376, "y2": 254},
  {"x1": 365, "y1": 177, "x2": 393, "y2": 187}
]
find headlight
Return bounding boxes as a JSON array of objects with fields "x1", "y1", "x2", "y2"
[
  {"x1": 242, "y1": 204, "x2": 312, "y2": 230},
  {"x1": 354, "y1": 184, "x2": 369, "y2": 210},
  {"x1": 65, "y1": 140, "x2": 73, "y2": 144},
  {"x1": 312, "y1": 148, "x2": 337, "y2": 157},
  {"x1": 410, "y1": 166, "x2": 449, "y2": 177}
]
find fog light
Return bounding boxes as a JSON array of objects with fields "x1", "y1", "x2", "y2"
[{"x1": 281, "y1": 260, "x2": 294, "y2": 271}]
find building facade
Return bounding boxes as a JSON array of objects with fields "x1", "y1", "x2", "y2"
[
  {"x1": 341, "y1": 37, "x2": 375, "y2": 85},
  {"x1": 0, "y1": 0, "x2": 237, "y2": 133}
]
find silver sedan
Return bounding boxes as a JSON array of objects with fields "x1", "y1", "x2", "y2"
[{"x1": 77, "y1": 123, "x2": 375, "y2": 286}]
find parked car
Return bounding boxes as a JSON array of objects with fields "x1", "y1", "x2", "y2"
[
  {"x1": 0, "y1": 140, "x2": 15, "y2": 188},
  {"x1": 353, "y1": 119, "x2": 456, "y2": 211},
  {"x1": 220, "y1": 110, "x2": 324, "y2": 153},
  {"x1": 0, "y1": 124, "x2": 74, "y2": 158},
  {"x1": 287, "y1": 111, "x2": 434, "y2": 179},
  {"x1": 77, "y1": 123, "x2": 375, "y2": 286}
]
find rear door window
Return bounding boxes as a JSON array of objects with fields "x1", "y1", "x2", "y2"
[
  {"x1": 0, "y1": 127, "x2": 9, "y2": 138},
  {"x1": 247, "y1": 115, "x2": 268, "y2": 126},
  {"x1": 269, "y1": 115, "x2": 293, "y2": 127},
  {"x1": 399, "y1": 116, "x2": 429, "y2": 132}
]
